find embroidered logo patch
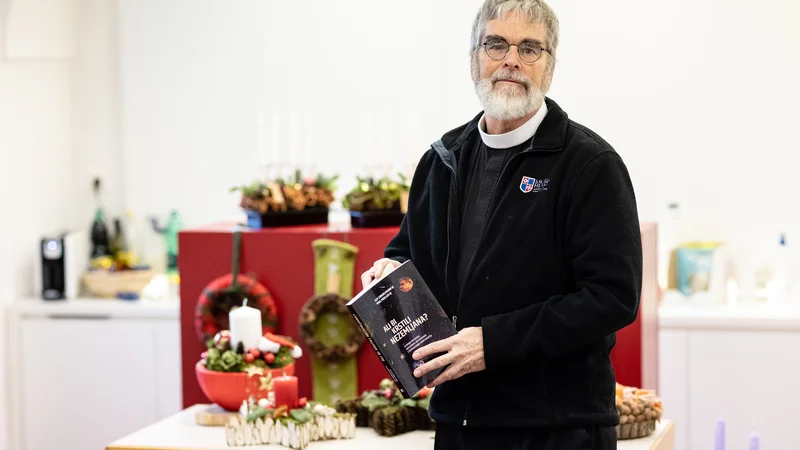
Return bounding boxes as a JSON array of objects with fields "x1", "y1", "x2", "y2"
[{"x1": 520, "y1": 176, "x2": 550, "y2": 193}]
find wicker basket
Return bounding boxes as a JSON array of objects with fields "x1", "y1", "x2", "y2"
[
  {"x1": 82, "y1": 269, "x2": 155, "y2": 298},
  {"x1": 616, "y1": 420, "x2": 657, "y2": 440}
]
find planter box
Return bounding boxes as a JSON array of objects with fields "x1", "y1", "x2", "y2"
[
  {"x1": 245, "y1": 207, "x2": 329, "y2": 229},
  {"x1": 349, "y1": 210, "x2": 404, "y2": 228}
]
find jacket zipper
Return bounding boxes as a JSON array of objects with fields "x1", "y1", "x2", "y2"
[{"x1": 433, "y1": 140, "x2": 461, "y2": 326}]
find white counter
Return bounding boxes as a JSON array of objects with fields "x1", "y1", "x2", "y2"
[
  {"x1": 107, "y1": 405, "x2": 674, "y2": 450},
  {"x1": 7, "y1": 296, "x2": 179, "y2": 319}
]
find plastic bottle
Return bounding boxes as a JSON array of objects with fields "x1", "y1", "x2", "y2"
[{"x1": 658, "y1": 202, "x2": 682, "y2": 291}]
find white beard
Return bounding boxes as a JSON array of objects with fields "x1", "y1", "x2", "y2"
[{"x1": 474, "y1": 69, "x2": 545, "y2": 121}]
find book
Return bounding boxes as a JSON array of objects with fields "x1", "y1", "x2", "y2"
[{"x1": 347, "y1": 260, "x2": 456, "y2": 398}]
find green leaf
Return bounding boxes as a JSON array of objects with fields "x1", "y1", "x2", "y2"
[
  {"x1": 399, "y1": 398, "x2": 417, "y2": 408},
  {"x1": 361, "y1": 392, "x2": 392, "y2": 411},
  {"x1": 289, "y1": 409, "x2": 314, "y2": 423}
]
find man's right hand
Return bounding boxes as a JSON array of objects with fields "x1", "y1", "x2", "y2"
[{"x1": 360, "y1": 258, "x2": 402, "y2": 289}]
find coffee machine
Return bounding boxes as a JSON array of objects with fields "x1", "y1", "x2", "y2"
[{"x1": 35, "y1": 230, "x2": 88, "y2": 300}]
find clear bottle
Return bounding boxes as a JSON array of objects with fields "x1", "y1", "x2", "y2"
[{"x1": 658, "y1": 202, "x2": 682, "y2": 291}]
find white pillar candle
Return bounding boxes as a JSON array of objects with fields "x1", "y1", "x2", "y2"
[{"x1": 229, "y1": 301, "x2": 262, "y2": 351}]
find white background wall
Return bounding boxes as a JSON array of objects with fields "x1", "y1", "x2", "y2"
[
  {"x1": 2, "y1": 0, "x2": 800, "y2": 448},
  {"x1": 0, "y1": 2, "x2": 76, "y2": 448},
  {"x1": 112, "y1": 0, "x2": 800, "y2": 248}
]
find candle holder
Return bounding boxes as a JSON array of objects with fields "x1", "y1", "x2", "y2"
[{"x1": 196, "y1": 331, "x2": 303, "y2": 411}]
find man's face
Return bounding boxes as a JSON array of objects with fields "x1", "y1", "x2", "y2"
[{"x1": 472, "y1": 12, "x2": 553, "y2": 121}]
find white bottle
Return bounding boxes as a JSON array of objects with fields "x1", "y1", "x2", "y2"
[{"x1": 658, "y1": 203, "x2": 682, "y2": 292}]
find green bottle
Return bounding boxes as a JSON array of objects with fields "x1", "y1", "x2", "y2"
[{"x1": 151, "y1": 210, "x2": 183, "y2": 274}]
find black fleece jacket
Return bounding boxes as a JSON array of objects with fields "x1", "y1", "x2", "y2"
[{"x1": 384, "y1": 97, "x2": 642, "y2": 427}]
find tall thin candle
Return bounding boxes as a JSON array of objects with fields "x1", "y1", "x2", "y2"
[{"x1": 715, "y1": 416, "x2": 725, "y2": 450}]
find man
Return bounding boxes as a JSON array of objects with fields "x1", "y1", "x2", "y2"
[{"x1": 360, "y1": 1, "x2": 642, "y2": 448}]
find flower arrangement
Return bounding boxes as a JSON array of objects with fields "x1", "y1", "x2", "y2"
[
  {"x1": 202, "y1": 331, "x2": 302, "y2": 373},
  {"x1": 226, "y1": 398, "x2": 356, "y2": 449},
  {"x1": 335, "y1": 379, "x2": 434, "y2": 436},
  {"x1": 231, "y1": 171, "x2": 338, "y2": 215},
  {"x1": 341, "y1": 174, "x2": 410, "y2": 227},
  {"x1": 341, "y1": 175, "x2": 409, "y2": 213}
]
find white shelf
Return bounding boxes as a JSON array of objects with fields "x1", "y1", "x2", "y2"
[{"x1": 6, "y1": 297, "x2": 179, "y2": 320}]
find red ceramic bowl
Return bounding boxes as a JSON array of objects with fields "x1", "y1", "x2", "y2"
[{"x1": 195, "y1": 361, "x2": 296, "y2": 411}]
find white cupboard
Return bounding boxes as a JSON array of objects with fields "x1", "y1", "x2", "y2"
[
  {"x1": 6, "y1": 299, "x2": 182, "y2": 450},
  {"x1": 658, "y1": 300, "x2": 800, "y2": 450}
]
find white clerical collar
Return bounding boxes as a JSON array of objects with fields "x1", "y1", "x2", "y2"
[{"x1": 478, "y1": 101, "x2": 549, "y2": 149}]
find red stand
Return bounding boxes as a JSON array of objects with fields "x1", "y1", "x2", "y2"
[{"x1": 178, "y1": 222, "x2": 658, "y2": 408}]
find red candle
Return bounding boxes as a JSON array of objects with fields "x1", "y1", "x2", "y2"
[{"x1": 273, "y1": 375, "x2": 299, "y2": 408}]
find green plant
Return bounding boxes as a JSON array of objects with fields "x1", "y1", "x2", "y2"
[{"x1": 342, "y1": 176, "x2": 405, "y2": 212}]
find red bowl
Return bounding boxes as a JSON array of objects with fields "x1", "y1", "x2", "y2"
[{"x1": 195, "y1": 361, "x2": 296, "y2": 411}]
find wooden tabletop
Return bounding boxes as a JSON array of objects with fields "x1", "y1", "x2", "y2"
[{"x1": 107, "y1": 405, "x2": 674, "y2": 450}]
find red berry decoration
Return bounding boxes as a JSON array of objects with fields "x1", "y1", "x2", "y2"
[
  {"x1": 244, "y1": 353, "x2": 255, "y2": 363},
  {"x1": 383, "y1": 388, "x2": 393, "y2": 399},
  {"x1": 249, "y1": 348, "x2": 261, "y2": 358},
  {"x1": 265, "y1": 352, "x2": 275, "y2": 364},
  {"x1": 298, "y1": 397, "x2": 308, "y2": 408},
  {"x1": 418, "y1": 388, "x2": 430, "y2": 399}
]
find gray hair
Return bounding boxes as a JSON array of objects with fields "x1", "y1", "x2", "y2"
[{"x1": 470, "y1": 0, "x2": 560, "y2": 70}]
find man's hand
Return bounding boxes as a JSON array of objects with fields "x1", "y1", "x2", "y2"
[
  {"x1": 411, "y1": 327, "x2": 486, "y2": 388},
  {"x1": 360, "y1": 258, "x2": 401, "y2": 289}
]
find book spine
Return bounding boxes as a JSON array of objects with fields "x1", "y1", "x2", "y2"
[{"x1": 349, "y1": 306, "x2": 407, "y2": 397}]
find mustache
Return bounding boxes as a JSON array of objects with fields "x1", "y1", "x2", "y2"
[{"x1": 491, "y1": 70, "x2": 532, "y2": 88}]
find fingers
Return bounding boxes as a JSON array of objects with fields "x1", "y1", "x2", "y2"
[
  {"x1": 413, "y1": 337, "x2": 451, "y2": 361},
  {"x1": 359, "y1": 268, "x2": 376, "y2": 289},
  {"x1": 413, "y1": 351, "x2": 455, "y2": 379},
  {"x1": 372, "y1": 259, "x2": 391, "y2": 278},
  {"x1": 426, "y1": 363, "x2": 461, "y2": 388}
]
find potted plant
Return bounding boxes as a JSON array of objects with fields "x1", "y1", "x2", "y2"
[
  {"x1": 341, "y1": 175, "x2": 408, "y2": 228},
  {"x1": 231, "y1": 171, "x2": 338, "y2": 228}
]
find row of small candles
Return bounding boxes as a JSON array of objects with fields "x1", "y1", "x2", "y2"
[{"x1": 230, "y1": 300, "x2": 299, "y2": 409}]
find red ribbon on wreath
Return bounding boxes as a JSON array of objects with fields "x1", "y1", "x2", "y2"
[{"x1": 194, "y1": 230, "x2": 279, "y2": 344}]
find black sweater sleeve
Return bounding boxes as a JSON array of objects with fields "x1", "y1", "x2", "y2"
[{"x1": 481, "y1": 151, "x2": 642, "y2": 365}]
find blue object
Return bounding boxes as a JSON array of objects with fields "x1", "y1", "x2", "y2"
[
  {"x1": 245, "y1": 210, "x2": 262, "y2": 229},
  {"x1": 116, "y1": 292, "x2": 140, "y2": 301},
  {"x1": 677, "y1": 247, "x2": 716, "y2": 296}
]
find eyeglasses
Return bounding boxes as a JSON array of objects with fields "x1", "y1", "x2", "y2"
[{"x1": 481, "y1": 37, "x2": 551, "y2": 64}]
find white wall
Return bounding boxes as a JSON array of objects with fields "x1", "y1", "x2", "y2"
[
  {"x1": 0, "y1": 3, "x2": 76, "y2": 450},
  {"x1": 113, "y1": 0, "x2": 800, "y2": 251}
]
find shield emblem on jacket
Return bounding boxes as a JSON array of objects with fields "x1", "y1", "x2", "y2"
[{"x1": 520, "y1": 176, "x2": 536, "y2": 193}]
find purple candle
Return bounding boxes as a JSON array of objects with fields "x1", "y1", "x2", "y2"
[
  {"x1": 749, "y1": 431, "x2": 759, "y2": 450},
  {"x1": 715, "y1": 417, "x2": 726, "y2": 450}
]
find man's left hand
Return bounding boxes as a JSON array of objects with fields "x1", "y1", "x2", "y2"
[{"x1": 412, "y1": 327, "x2": 486, "y2": 388}]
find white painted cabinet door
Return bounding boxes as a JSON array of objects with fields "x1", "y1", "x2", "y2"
[
  {"x1": 658, "y1": 330, "x2": 689, "y2": 450},
  {"x1": 154, "y1": 321, "x2": 182, "y2": 419},
  {"x1": 20, "y1": 318, "x2": 158, "y2": 450},
  {"x1": 687, "y1": 330, "x2": 800, "y2": 450}
]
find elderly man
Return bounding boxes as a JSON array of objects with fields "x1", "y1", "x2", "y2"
[{"x1": 360, "y1": 1, "x2": 642, "y2": 448}]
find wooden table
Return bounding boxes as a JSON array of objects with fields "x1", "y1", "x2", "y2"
[{"x1": 107, "y1": 405, "x2": 674, "y2": 450}]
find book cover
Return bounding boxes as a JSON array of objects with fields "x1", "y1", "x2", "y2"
[{"x1": 347, "y1": 260, "x2": 456, "y2": 398}]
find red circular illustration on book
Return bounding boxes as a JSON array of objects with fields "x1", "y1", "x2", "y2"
[{"x1": 399, "y1": 277, "x2": 414, "y2": 292}]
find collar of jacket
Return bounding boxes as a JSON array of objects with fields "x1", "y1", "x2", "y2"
[{"x1": 431, "y1": 97, "x2": 569, "y2": 164}]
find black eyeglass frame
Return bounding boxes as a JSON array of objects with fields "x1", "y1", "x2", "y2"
[{"x1": 480, "y1": 36, "x2": 552, "y2": 64}]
